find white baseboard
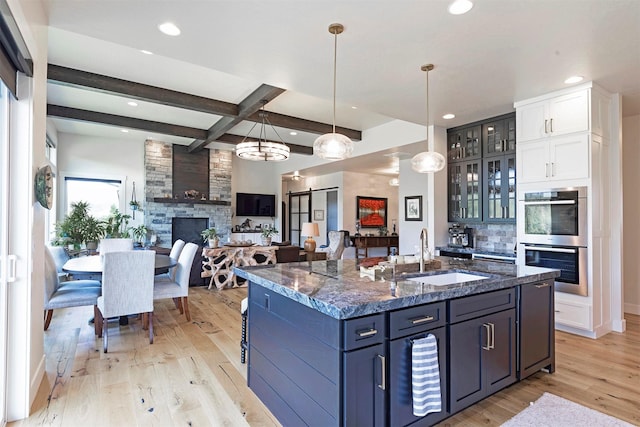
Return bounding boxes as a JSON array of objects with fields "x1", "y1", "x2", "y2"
[{"x1": 624, "y1": 302, "x2": 640, "y2": 315}]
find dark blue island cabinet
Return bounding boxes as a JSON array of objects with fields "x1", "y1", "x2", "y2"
[
  {"x1": 247, "y1": 280, "x2": 554, "y2": 427},
  {"x1": 449, "y1": 288, "x2": 518, "y2": 413},
  {"x1": 248, "y1": 282, "x2": 449, "y2": 427}
]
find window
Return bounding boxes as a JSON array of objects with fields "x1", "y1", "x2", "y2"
[{"x1": 64, "y1": 177, "x2": 123, "y2": 219}]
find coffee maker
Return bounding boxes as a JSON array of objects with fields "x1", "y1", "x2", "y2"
[{"x1": 448, "y1": 224, "x2": 474, "y2": 248}]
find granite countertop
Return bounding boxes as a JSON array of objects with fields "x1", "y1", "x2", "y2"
[
  {"x1": 435, "y1": 246, "x2": 517, "y2": 258},
  {"x1": 234, "y1": 257, "x2": 559, "y2": 320}
]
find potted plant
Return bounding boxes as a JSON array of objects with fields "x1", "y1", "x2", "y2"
[
  {"x1": 129, "y1": 224, "x2": 148, "y2": 247},
  {"x1": 378, "y1": 226, "x2": 388, "y2": 236},
  {"x1": 201, "y1": 227, "x2": 220, "y2": 248},
  {"x1": 260, "y1": 226, "x2": 278, "y2": 246},
  {"x1": 53, "y1": 201, "x2": 91, "y2": 250},
  {"x1": 103, "y1": 207, "x2": 131, "y2": 238},
  {"x1": 82, "y1": 216, "x2": 106, "y2": 251},
  {"x1": 129, "y1": 200, "x2": 141, "y2": 211}
]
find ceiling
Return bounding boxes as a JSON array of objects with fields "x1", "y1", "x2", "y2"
[{"x1": 43, "y1": 0, "x2": 640, "y2": 178}]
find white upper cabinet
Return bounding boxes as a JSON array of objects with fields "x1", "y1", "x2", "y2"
[
  {"x1": 516, "y1": 89, "x2": 589, "y2": 142},
  {"x1": 517, "y1": 134, "x2": 589, "y2": 184}
]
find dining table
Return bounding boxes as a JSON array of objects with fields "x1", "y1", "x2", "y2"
[
  {"x1": 62, "y1": 253, "x2": 177, "y2": 325},
  {"x1": 62, "y1": 253, "x2": 177, "y2": 276}
]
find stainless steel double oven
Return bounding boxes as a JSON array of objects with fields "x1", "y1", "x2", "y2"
[{"x1": 519, "y1": 186, "x2": 588, "y2": 296}]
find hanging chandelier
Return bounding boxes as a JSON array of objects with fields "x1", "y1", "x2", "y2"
[
  {"x1": 411, "y1": 64, "x2": 446, "y2": 173},
  {"x1": 236, "y1": 100, "x2": 290, "y2": 161},
  {"x1": 313, "y1": 23, "x2": 354, "y2": 161}
]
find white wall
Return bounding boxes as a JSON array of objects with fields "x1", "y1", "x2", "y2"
[
  {"x1": 231, "y1": 155, "x2": 282, "y2": 230},
  {"x1": 56, "y1": 133, "x2": 145, "y2": 227},
  {"x1": 623, "y1": 114, "x2": 640, "y2": 314}
]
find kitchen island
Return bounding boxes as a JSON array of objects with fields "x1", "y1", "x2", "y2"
[{"x1": 234, "y1": 258, "x2": 559, "y2": 427}]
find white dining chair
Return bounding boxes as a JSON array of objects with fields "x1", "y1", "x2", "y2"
[
  {"x1": 95, "y1": 250, "x2": 155, "y2": 352},
  {"x1": 153, "y1": 242, "x2": 198, "y2": 321},
  {"x1": 155, "y1": 239, "x2": 185, "y2": 281},
  {"x1": 43, "y1": 246, "x2": 102, "y2": 331},
  {"x1": 99, "y1": 238, "x2": 133, "y2": 253}
]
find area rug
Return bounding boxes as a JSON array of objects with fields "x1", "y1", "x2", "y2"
[{"x1": 501, "y1": 392, "x2": 635, "y2": 427}]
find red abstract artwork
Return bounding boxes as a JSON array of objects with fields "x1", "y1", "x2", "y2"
[{"x1": 357, "y1": 196, "x2": 387, "y2": 228}]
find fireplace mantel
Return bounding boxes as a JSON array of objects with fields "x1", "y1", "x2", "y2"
[{"x1": 153, "y1": 198, "x2": 231, "y2": 206}]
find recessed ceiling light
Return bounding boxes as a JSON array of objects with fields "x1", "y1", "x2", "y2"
[
  {"x1": 443, "y1": 113, "x2": 455, "y2": 120},
  {"x1": 351, "y1": 106, "x2": 358, "y2": 109},
  {"x1": 564, "y1": 75, "x2": 584, "y2": 84},
  {"x1": 289, "y1": 131, "x2": 298, "y2": 136},
  {"x1": 448, "y1": 0, "x2": 473, "y2": 15},
  {"x1": 158, "y1": 22, "x2": 181, "y2": 36},
  {"x1": 127, "y1": 101, "x2": 138, "y2": 107},
  {"x1": 121, "y1": 129, "x2": 129, "y2": 133},
  {"x1": 140, "y1": 50, "x2": 153, "y2": 55}
]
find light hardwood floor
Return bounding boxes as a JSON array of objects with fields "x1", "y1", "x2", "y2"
[{"x1": 10, "y1": 286, "x2": 640, "y2": 426}]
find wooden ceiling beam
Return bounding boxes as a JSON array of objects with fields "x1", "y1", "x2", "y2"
[
  {"x1": 47, "y1": 104, "x2": 208, "y2": 139},
  {"x1": 188, "y1": 84, "x2": 285, "y2": 152},
  {"x1": 47, "y1": 64, "x2": 238, "y2": 116},
  {"x1": 47, "y1": 64, "x2": 362, "y2": 142},
  {"x1": 47, "y1": 104, "x2": 312, "y2": 155}
]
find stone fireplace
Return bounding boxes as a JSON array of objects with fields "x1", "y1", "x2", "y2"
[{"x1": 144, "y1": 140, "x2": 233, "y2": 247}]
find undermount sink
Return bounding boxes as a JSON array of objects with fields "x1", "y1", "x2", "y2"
[{"x1": 406, "y1": 272, "x2": 488, "y2": 286}]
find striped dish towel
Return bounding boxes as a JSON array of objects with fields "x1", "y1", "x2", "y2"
[{"x1": 412, "y1": 334, "x2": 442, "y2": 417}]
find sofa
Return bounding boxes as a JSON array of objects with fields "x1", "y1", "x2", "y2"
[{"x1": 272, "y1": 241, "x2": 302, "y2": 263}]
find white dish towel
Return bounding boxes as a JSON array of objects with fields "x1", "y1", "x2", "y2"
[{"x1": 411, "y1": 334, "x2": 442, "y2": 417}]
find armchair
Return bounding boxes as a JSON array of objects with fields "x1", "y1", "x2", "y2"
[{"x1": 317, "y1": 231, "x2": 347, "y2": 260}]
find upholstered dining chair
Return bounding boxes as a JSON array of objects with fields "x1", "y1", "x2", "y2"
[
  {"x1": 95, "y1": 250, "x2": 155, "y2": 352},
  {"x1": 153, "y1": 242, "x2": 198, "y2": 321},
  {"x1": 43, "y1": 246, "x2": 102, "y2": 331},
  {"x1": 99, "y1": 238, "x2": 134, "y2": 253},
  {"x1": 317, "y1": 230, "x2": 346, "y2": 260},
  {"x1": 155, "y1": 239, "x2": 185, "y2": 281},
  {"x1": 47, "y1": 245, "x2": 71, "y2": 281}
]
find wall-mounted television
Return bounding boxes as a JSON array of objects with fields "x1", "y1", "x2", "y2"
[{"x1": 236, "y1": 193, "x2": 276, "y2": 217}]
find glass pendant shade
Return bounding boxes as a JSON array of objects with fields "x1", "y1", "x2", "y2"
[
  {"x1": 313, "y1": 133, "x2": 353, "y2": 160},
  {"x1": 411, "y1": 63, "x2": 445, "y2": 174},
  {"x1": 411, "y1": 151, "x2": 446, "y2": 173},
  {"x1": 314, "y1": 23, "x2": 353, "y2": 161}
]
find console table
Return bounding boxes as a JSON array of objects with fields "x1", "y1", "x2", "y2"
[
  {"x1": 350, "y1": 235, "x2": 399, "y2": 261},
  {"x1": 202, "y1": 246, "x2": 277, "y2": 289}
]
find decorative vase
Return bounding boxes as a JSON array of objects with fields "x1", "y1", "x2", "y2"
[
  {"x1": 261, "y1": 236, "x2": 272, "y2": 246},
  {"x1": 208, "y1": 238, "x2": 219, "y2": 248}
]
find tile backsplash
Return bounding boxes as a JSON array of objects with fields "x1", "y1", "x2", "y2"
[{"x1": 462, "y1": 223, "x2": 517, "y2": 254}]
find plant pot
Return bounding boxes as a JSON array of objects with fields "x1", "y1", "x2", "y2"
[
  {"x1": 208, "y1": 238, "x2": 219, "y2": 248},
  {"x1": 86, "y1": 241, "x2": 98, "y2": 251},
  {"x1": 261, "y1": 237, "x2": 272, "y2": 246}
]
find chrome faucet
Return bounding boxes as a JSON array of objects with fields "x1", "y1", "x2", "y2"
[{"x1": 419, "y1": 227, "x2": 428, "y2": 273}]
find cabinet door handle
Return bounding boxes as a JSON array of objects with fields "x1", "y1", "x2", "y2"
[
  {"x1": 536, "y1": 282, "x2": 552, "y2": 288},
  {"x1": 550, "y1": 118, "x2": 553, "y2": 133},
  {"x1": 482, "y1": 323, "x2": 491, "y2": 350},
  {"x1": 357, "y1": 328, "x2": 378, "y2": 337},
  {"x1": 377, "y1": 354, "x2": 386, "y2": 390},
  {"x1": 545, "y1": 163, "x2": 549, "y2": 177},
  {"x1": 551, "y1": 162, "x2": 555, "y2": 177},
  {"x1": 544, "y1": 119, "x2": 549, "y2": 134},
  {"x1": 489, "y1": 323, "x2": 495, "y2": 349},
  {"x1": 411, "y1": 315, "x2": 435, "y2": 324}
]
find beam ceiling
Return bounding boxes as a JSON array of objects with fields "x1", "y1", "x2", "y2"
[{"x1": 47, "y1": 64, "x2": 362, "y2": 154}]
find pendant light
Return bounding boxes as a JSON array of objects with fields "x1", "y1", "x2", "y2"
[
  {"x1": 313, "y1": 23, "x2": 354, "y2": 161},
  {"x1": 236, "y1": 99, "x2": 290, "y2": 161},
  {"x1": 411, "y1": 64, "x2": 446, "y2": 173}
]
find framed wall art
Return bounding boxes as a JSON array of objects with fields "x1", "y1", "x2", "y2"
[
  {"x1": 356, "y1": 196, "x2": 387, "y2": 228},
  {"x1": 405, "y1": 195, "x2": 423, "y2": 221},
  {"x1": 313, "y1": 209, "x2": 324, "y2": 221}
]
